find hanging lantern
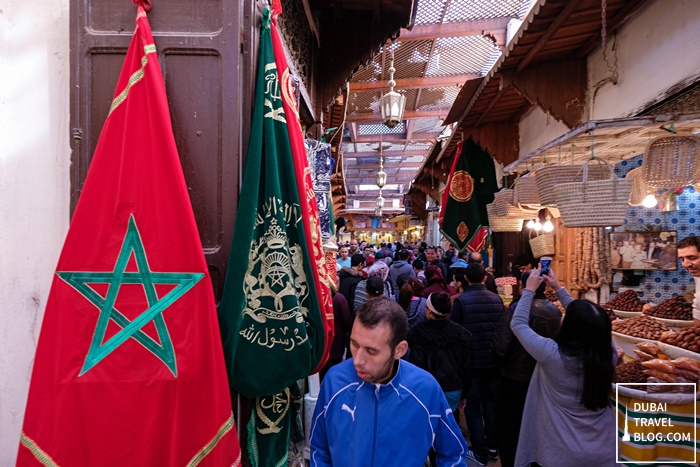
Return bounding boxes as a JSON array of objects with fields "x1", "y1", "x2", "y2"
[
  {"x1": 376, "y1": 149, "x2": 387, "y2": 189},
  {"x1": 377, "y1": 195, "x2": 385, "y2": 208},
  {"x1": 379, "y1": 48, "x2": 406, "y2": 129}
]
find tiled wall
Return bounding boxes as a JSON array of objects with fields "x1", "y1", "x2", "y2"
[{"x1": 614, "y1": 155, "x2": 699, "y2": 302}]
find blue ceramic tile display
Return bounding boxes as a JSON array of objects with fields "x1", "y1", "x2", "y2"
[
  {"x1": 305, "y1": 139, "x2": 332, "y2": 242},
  {"x1": 614, "y1": 155, "x2": 699, "y2": 303}
]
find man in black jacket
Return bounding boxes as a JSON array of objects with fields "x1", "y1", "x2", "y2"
[
  {"x1": 450, "y1": 263, "x2": 505, "y2": 466},
  {"x1": 338, "y1": 254, "x2": 365, "y2": 313},
  {"x1": 490, "y1": 272, "x2": 562, "y2": 467},
  {"x1": 467, "y1": 251, "x2": 497, "y2": 294}
]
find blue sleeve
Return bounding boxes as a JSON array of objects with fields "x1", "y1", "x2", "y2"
[
  {"x1": 510, "y1": 290, "x2": 558, "y2": 362},
  {"x1": 309, "y1": 382, "x2": 332, "y2": 466},
  {"x1": 433, "y1": 395, "x2": 468, "y2": 466}
]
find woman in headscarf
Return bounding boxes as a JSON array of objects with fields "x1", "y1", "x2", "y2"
[
  {"x1": 396, "y1": 273, "x2": 427, "y2": 330},
  {"x1": 423, "y1": 264, "x2": 457, "y2": 298},
  {"x1": 352, "y1": 261, "x2": 393, "y2": 314}
]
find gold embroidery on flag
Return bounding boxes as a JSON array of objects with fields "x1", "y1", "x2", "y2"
[
  {"x1": 457, "y1": 222, "x2": 470, "y2": 242},
  {"x1": 240, "y1": 199, "x2": 311, "y2": 351},
  {"x1": 280, "y1": 68, "x2": 300, "y2": 123},
  {"x1": 449, "y1": 171, "x2": 474, "y2": 203},
  {"x1": 264, "y1": 62, "x2": 286, "y2": 123},
  {"x1": 20, "y1": 432, "x2": 60, "y2": 467},
  {"x1": 256, "y1": 389, "x2": 291, "y2": 435},
  {"x1": 186, "y1": 413, "x2": 236, "y2": 467}
]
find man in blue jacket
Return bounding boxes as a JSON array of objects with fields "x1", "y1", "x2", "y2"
[
  {"x1": 310, "y1": 298, "x2": 468, "y2": 466},
  {"x1": 451, "y1": 263, "x2": 505, "y2": 466}
]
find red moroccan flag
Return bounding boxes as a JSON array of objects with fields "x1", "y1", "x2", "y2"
[
  {"x1": 17, "y1": 5, "x2": 240, "y2": 466},
  {"x1": 270, "y1": 0, "x2": 333, "y2": 373}
]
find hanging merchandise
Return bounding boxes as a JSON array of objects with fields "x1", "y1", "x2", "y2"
[
  {"x1": 305, "y1": 139, "x2": 333, "y2": 242},
  {"x1": 486, "y1": 203, "x2": 524, "y2": 232},
  {"x1": 529, "y1": 229, "x2": 555, "y2": 259},
  {"x1": 570, "y1": 227, "x2": 612, "y2": 293},
  {"x1": 17, "y1": 3, "x2": 241, "y2": 464},
  {"x1": 626, "y1": 167, "x2": 649, "y2": 207},
  {"x1": 535, "y1": 162, "x2": 609, "y2": 206},
  {"x1": 642, "y1": 135, "x2": 700, "y2": 189},
  {"x1": 513, "y1": 172, "x2": 541, "y2": 207},
  {"x1": 553, "y1": 157, "x2": 633, "y2": 227}
]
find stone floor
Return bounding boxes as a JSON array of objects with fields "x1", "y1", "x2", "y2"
[{"x1": 455, "y1": 410, "x2": 503, "y2": 467}]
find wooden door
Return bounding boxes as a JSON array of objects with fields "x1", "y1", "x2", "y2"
[{"x1": 70, "y1": 0, "x2": 252, "y2": 300}]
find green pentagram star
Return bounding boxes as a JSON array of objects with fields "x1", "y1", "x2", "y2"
[{"x1": 58, "y1": 215, "x2": 203, "y2": 377}]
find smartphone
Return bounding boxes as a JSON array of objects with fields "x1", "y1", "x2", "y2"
[{"x1": 540, "y1": 256, "x2": 552, "y2": 276}]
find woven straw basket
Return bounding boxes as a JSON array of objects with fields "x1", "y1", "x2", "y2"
[
  {"x1": 546, "y1": 206, "x2": 561, "y2": 218},
  {"x1": 535, "y1": 163, "x2": 610, "y2": 206},
  {"x1": 626, "y1": 167, "x2": 648, "y2": 207},
  {"x1": 493, "y1": 189, "x2": 515, "y2": 216},
  {"x1": 529, "y1": 231, "x2": 555, "y2": 259},
  {"x1": 514, "y1": 174, "x2": 541, "y2": 206},
  {"x1": 553, "y1": 157, "x2": 633, "y2": 227},
  {"x1": 642, "y1": 135, "x2": 700, "y2": 189},
  {"x1": 487, "y1": 203, "x2": 524, "y2": 232}
]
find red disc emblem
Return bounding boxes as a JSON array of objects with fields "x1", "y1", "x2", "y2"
[{"x1": 449, "y1": 171, "x2": 474, "y2": 202}]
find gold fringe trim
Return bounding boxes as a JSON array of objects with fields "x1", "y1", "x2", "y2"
[
  {"x1": 186, "y1": 412, "x2": 237, "y2": 466},
  {"x1": 20, "y1": 432, "x2": 60, "y2": 467}
]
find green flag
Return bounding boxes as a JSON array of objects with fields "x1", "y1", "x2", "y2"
[
  {"x1": 440, "y1": 138, "x2": 497, "y2": 252},
  {"x1": 218, "y1": 6, "x2": 328, "y2": 465}
]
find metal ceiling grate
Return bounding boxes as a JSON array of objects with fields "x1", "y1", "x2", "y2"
[
  {"x1": 404, "y1": 155, "x2": 426, "y2": 163},
  {"x1": 416, "y1": 86, "x2": 461, "y2": 111},
  {"x1": 348, "y1": 91, "x2": 380, "y2": 114},
  {"x1": 352, "y1": 59, "x2": 383, "y2": 82},
  {"x1": 427, "y1": 36, "x2": 500, "y2": 76},
  {"x1": 358, "y1": 122, "x2": 406, "y2": 135},
  {"x1": 393, "y1": 40, "x2": 434, "y2": 80},
  {"x1": 414, "y1": 0, "x2": 447, "y2": 25},
  {"x1": 443, "y1": 0, "x2": 525, "y2": 22},
  {"x1": 383, "y1": 142, "x2": 412, "y2": 152},
  {"x1": 404, "y1": 142, "x2": 434, "y2": 151},
  {"x1": 410, "y1": 116, "x2": 446, "y2": 133}
]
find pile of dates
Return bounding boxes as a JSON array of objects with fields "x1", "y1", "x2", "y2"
[
  {"x1": 612, "y1": 315, "x2": 670, "y2": 340},
  {"x1": 605, "y1": 289, "x2": 646, "y2": 312},
  {"x1": 644, "y1": 295, "x2": 693, "y2": 321},
  {"x1": 660, "y1": 326, "x2": 700, "y2": 353}
]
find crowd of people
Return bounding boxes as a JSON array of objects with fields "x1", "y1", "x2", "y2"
[{"x1": 310, "y1": 239, "x2": 620, "y2": 467}]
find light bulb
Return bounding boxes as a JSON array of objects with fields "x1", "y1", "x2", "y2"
[
  {"x1": 526, "y1": 219, "x2": 535, "y2": 229},
  {"x1": 543, "y1": 219, "x2": 554, "y2": 232},
  {"x1": 642, "y1": 193, "x2": 657, "y2": 208},
  {"x1": 534, "y1": 220, "x2": 542, "y2": 231}
]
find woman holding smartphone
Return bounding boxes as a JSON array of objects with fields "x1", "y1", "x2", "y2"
[{"x1": 510, "y1": 266, "x2": 616, "y2": 467}]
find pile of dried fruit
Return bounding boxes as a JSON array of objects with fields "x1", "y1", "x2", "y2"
[
  {"x1": 644, "y1": 295, "x2": 693, "y2": 321},
  {"x1": 612, "y1": 315, "x2": 670, "y2": 340},
  {"x1": 659, "y1": 326, "x2": 700, "y2": 353},
  {"x1": 604, "y1": 289, "x2": 646, "y2": 312}
]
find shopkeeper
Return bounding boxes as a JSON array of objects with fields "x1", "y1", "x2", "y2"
[{"x1": 676, "y1": 235, "x2": 700, "y2": 325}]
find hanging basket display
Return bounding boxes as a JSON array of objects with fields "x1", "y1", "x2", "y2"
[
  {"x1": 493, "y1": 188, "x2": 515, "y2": 216},
  {"x1": 529, "y1": 230, "x2": 555, "y2": 259},
  {"x1": 513, "y1": 173, "x2": 541, "y2": 207},
  {"x1": 553, "y1": 157, "x2": 633, "y2": 227},
  {"x1": 642, "y1": 135, "x2": 700, "y2": 189},
  {"x1": 626, "y1": 167, "x2": 648, "y2": 207},
  {"x1": 535, "y1": 163, "x2": 610, "y2": 206},
  {"x1": 486, "y1": 203, "x2": 524, "y2": 232}
]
